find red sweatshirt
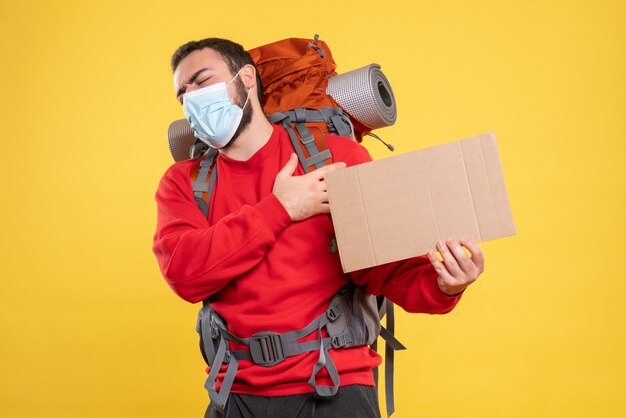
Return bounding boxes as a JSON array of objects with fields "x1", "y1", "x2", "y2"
[{"x1": 153, "y1": 124, "x2": 462, "y2": 396}]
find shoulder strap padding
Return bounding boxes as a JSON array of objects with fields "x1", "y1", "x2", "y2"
[
  {"x1": 268, "y1": 107, "x2": 355, "y2": 173},
  {"x1": 191, "y1": 147, "x2": 218, "y2": 218}
]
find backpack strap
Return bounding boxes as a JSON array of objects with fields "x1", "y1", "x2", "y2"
[
  {"x1": 372, "y1": 297, "x2": 407, "y2": 417},
  {"x1": 269, "y1": 109, "x2": 331, "y2": 173},
  {"x1": 190, "y1": 108, "x2": 352, "y2": 217},
  {"x1": 197, "y1": 295, "x2": 345, "y2": 412},
  {"x1": 199, "y1": 288, "x2": 405, "y2": 418},
  {"x1": 318, "y1": 107, "x2": 354, "y2": 139},
  {"x1": 191, "y1": 147, "x2": 218, "y2": 218},
  {"x1": 268, "y1": 107, "x2": 353, "y2": 173}
]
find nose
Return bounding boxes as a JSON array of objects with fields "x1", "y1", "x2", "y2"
[{"x1": 179, "y1": 83, "x2": 197, "y2": 104}]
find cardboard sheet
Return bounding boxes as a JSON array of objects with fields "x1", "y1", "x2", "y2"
[{"x1": 326, "y1": 132, "x2": 516, "y2": 273}]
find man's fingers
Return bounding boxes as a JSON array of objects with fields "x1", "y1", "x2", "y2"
[
  {"x1": 278, "y1": 153, "x2": 299, "y2": 177},
  {"x1": 447, "y1": 239, "x2": 475, "y2": 275},
  {"x1": 461, "y1": 238, "x2": 485, "y2": 273},
  {"x1": 431, "y1": 239, "x2": 484, "y2": 295},
  {"x1": 437, "y1": 240, "x2": 462, "y2": 276},
  {"x1": 427, "y1": 251, "x2": 452, "y2": 281}
]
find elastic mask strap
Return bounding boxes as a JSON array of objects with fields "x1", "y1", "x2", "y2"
[
  {"x1": 241, "y1": 87, "x2": 251, "y2": 110},
  {"x1": 226, "y1": 67, "x2": 252, "y2": 110},
  {"x1": 225, "y1": 67, "x2": 245, "y2": 87}
]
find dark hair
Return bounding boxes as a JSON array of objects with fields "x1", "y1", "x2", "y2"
[{"x1": 171, "y1": 38, "x2": 264, "y2": 105}]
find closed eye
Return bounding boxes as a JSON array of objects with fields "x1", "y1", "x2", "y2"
[
  {"x1": 175, "y1": 67, "x2": 212, "y2": 103},
  {"x1": 197, "y1": 76, "x2": 212, "y2": 86},
  {"x1": 178, "y1": 76, "x2": 212, "y2": 104}
]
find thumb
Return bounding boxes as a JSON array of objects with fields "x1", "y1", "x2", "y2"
[{"x1": 278, "y1": 153, "x2": 299, "y2": 177}]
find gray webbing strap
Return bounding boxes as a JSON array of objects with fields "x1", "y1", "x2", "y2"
[
  {"x1": 190, "y1": 140, "x2": 207, "y2": 159},
  {"x1": 306, "y1": 148, "x2": 332, "y2": 168},
  {"x1": 268, "y1": 109, "x2": 327, "y2": 124},
  {"x1": 294, "y1": 122, "x2": 325, "y2": 171},
  {"x1": 266, "y1": 111, "x2": 287, "y2": 124},
  {"x1": 306, "y1": 40, "x2": 325, "y2": 58},
  {"x1": 231, "y1": 338, "x2": 333, "y2": 362},
  {"x1": 316, "y1": 108, "x2": 352, "y2": 139},
  {"x1": 330, "y1": 114, "x2": 351, "y2": 138},
  {"x1": 267, "y1": 112, "x2": 308, "y2": 169},
  {"x1": 371, "y1": 338, "x2": 379, "y2": 384},
  {"x1": 268, "y1": 108, "x2": 341, "y2": 172},
  {"x1": 199, "y1": 302, "x2": 217, "y2": 368},
  {"x1": 308, "y1": 325, "x2": 340, "y2": 396},
  {"x1": 383, "y1": 299, "x2": 406, "y2": 417},
  {"x1": 281, "y1": 119, "x2": 310, "y2": 171},
  {"x1": 268, "y1": 108, "x2": 348, "y2": 127},
  {"x1": 379, "y1": 326, "x2": 406, "y2": 351},
  {"x1": 384, "y1": 298, "x2": 396, "y2": 416},
  {"x1": 192, "y1": 148, "x2": 218, "y2": 218},
  {"x1": 290, "y1": 107, "x2": 326, "y2": 172},
  {"x1": 204, "y1": 333, "x2": 239, "y2": 414},
  {"x1": 371, "y1": 298, "x2": 406, "y2": 417},
  {"x1": 218, "y1": 328, "x2": 249, "y2": 346},
  {"x1": 223, "y1": 305, "x2": 335, "y2": 361}
]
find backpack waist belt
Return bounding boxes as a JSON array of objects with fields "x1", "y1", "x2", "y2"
[{"x1": 197, "y1": 290, "x2": 355, "y2": 413}]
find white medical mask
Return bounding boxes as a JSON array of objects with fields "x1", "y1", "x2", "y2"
[{"x1": 182, "y1": 69, "x2": 251, "y2": 149}]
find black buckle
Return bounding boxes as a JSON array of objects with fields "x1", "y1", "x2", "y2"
[
  {"x1": 331, "y1": 335, "x2": 345, "y2": 348},
  {"x1": 331, "y1": 333, "x2": 353, "y2": 348},
  {"x1": 326, "y1": 304, "x2": 343, "y2": 321},
  {"x1": 249, "y1": 332, "x2": 285, "y2": 367}
]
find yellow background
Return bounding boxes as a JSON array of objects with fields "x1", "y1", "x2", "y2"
[{"x1": 1, "y1": 0, "x2": 624, "y2": 417}]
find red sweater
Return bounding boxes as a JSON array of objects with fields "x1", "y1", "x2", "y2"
[{"x1": 153, "y1": 124, "x2": 462, "y2": 396}]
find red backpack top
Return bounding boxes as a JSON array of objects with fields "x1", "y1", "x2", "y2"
[{"x1": 249, "y1": 35, "x2": 373, "y2": 143}]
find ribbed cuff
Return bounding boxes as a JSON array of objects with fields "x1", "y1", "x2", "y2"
[
  {"x1": 422, "y1": 266, "x2": 464, "y2": 308},
  {"x1": 255, "y1": 194, "x2": 292, "y2": 236}
]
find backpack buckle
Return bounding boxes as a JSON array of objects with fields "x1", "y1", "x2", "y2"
[
  {"x1": 326, "y1": 304, "x2": 343, "y2": 321},
  {"x1": 331, "y1": 333, "x2": 353, "y2": 348},
  {"x1": 249, "y1": 332, "x2": 285, "y2": 366},
  {"x1": 300, "y1": 134, "x2": 315, "y2": 144}
]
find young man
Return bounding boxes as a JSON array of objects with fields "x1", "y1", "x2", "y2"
[{"x1": 153, "y1": 38, "x2": 485, "y2": 418}]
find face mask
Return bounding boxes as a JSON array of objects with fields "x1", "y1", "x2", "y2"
[{"x1": 182, "y1": 69, "x2": 251, "y2": 149}]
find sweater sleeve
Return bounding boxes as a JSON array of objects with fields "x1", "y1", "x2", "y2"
[
  {"x1": 152, "y1": 165, "x2": 292, "y2": 303},
  {"x1": 328, "y1": 136, "x2": 463, "y2": 314},
  {"x1": 350, "y1": 256, "x2": 463, "y2": 314}
]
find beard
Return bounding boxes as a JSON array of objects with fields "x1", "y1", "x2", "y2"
[{"x1": 223, "y1": 77, "x2": 253, "y2": 150}]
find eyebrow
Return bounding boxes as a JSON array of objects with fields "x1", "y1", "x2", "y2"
[{"x1": 176, "y1": 68, "x2": 211, "y2": 99}]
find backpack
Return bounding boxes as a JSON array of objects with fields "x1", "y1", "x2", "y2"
[{"x1": 168, "y1": 35, "x2": 403, "y2": 417}]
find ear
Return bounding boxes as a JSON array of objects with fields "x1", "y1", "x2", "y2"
[{"x1": 240, "y1": 64, "x2": 257, "y2": 89}]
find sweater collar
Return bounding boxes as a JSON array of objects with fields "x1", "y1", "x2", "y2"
[{"x1": 217, "y1": 124, "x2": 282, "y2": 173}]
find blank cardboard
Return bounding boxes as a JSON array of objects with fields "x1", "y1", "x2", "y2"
[{"x1": 326, "y1": 132, "x2": 516, "y2": 273}]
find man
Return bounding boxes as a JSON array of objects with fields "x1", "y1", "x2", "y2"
[{"x1": 153, "y1": 38, "x2": 485, "y2": 418}]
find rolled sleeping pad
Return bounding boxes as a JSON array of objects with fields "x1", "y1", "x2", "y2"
[
  {"x1": 326, "y1": 63, "x2": 397, "y2": 129},
  {"x1": 167, "y1": 119, "x2": 198, "y2": 162},
  {"x1": 166, "y1": 63, "x2": 397, "y2": 162}
]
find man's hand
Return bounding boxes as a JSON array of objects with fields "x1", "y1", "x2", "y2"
[
  {"x1": 427, "y1": 239, "x2": 485, "y2": 296},
  {"x1": 272, "y1": 153, "x2": 346, "y2": 222}
]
